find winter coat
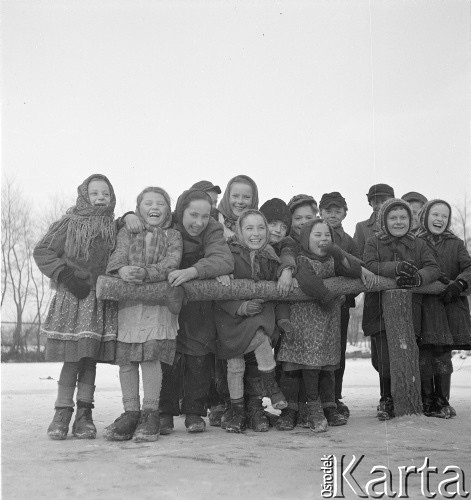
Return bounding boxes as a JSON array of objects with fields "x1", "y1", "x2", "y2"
[
  {"x1": 419, "y1": 234, "x2": 471, "y2": 348},
  {"x1": 214, "y1": 239, "x2": 279, "y2": 359},
  {"x1": 277, "y1": 245, "x2": 362, "y2": 368},
  {"x1": 362, "y1": 236, "x2": 440, "y2": 337},
  {"x1": 176, "y1": 217, "x2": 234, "y2": 356},
  {"x1": 354, "y1": 212, "x2": 379, "y2": 259}
]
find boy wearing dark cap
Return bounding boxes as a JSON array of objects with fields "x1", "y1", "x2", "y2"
[
  {"x1": 319, "y1": 192, "x2": 377, "y2": 421},
  {"x1": 354, "y1": 183, "x2": 395, "y2": 258},
  {"x1": 401, "y1": 192, "x2": 428, "y2": 233}
]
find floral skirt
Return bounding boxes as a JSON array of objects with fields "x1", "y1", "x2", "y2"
[{"x1": 42, "y1": 284, "x2": 117, "y2": 362}]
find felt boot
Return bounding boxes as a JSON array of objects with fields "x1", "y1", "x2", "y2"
[
  {"x1": 219, "y1": 399, "x2": 233, "y2": 430},
  {"x1": 377, "y1": 397, "x2": 395, "y2": 421},
  {"x1": 103, "y1": 411, "x2": 141, "y2": 441},
  {"x1": 47, "y1": 407, "x2": 74, "y2": 440},
  {"x1": 275, "y1": 407, "x2": 297, "y2": 431},
  {"x1": 431, "y1": 374, "x2": 455, "y2": 418},
  {"x1": 159, "y1": 413, "x2": 174, "y2": 435},
  {"x1": 421, "y1": 378, "x2": 436, "y2": 416},
  {"x1": 307, "y1": 399, "x2": 328, "y2": 433},
  {"x1": 246, "y1": 398, "x2": 269, "y2": 432},
  {"x1": 260, "y1": 369, "x2": 287, "y2": 410},
  {"x1": 296, "y1": 402, "x2": 309, "y2": 428},
  {"x1": 324, "y1": 406, "x2": 347, "y2": 426},
  {"x1": 185, "y1": 414, "x2": 206, "y2": 433},
  {"x1": 335, "y1": 399, "x2": 350, "y2": 419},
  {"x1": 72, "y1": 402, "x2": 96, "y2": 439},
  {"x1": 225, "y1": 400, "x2": 247, "y2": 433},
  {"x1": 208, "y1": 404, "x2": 226, "y2": 427},
  {"x1": 133, "y1": 409, "x2": 160, "y2": 442}
]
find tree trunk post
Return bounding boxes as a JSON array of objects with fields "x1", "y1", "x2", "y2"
[{"x1": 382, "y1": 289, "x2": 422, "y2": 416}]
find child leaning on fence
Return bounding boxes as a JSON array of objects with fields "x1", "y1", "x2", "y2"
[
  {"x1": 33, "y1": 174, "x2": 118, "y2": 440},
  {"x1": 416, "y1": 199, "x2": 471, "y2": 419},
  {"x1": 362, "y1": 198, "x2": 440, "y2": 421},
  {"x1": 277, "y1": 219, "x2": 362, "y2": 433},
  {"x1": 103, "y1": 187, "x2": 183, "y2": 443}
]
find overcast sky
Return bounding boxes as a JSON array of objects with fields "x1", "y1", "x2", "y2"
[{"x1": 2, "y1": 0, "x2": 470, "y2": 236}]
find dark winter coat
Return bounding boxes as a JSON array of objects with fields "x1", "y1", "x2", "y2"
[
  {"x1": 175, "y1": 217, "x2": 234, "y2": 356},
  {"x1": 354, "y1": 212, "x2": 379, "y2": 258},
  {"x1": 419, "y1": 234, "x2": 471, "y2": 348},
  {"x1": 362, "y1": 235, "x2": 440, "y2": 337},
  {"x1": 214, "y1": 239, "x2": 279, "y2": 359}
]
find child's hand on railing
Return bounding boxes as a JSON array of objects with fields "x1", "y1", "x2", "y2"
[
  {"x1": 361, "y1": 267, "x2": 378, "y2": 290},
  {"x1": 216, "y1": 274, "x2": 232, "y2": 286},
  {"x1": 277, "y1": 268, "x2": 293, "y2": 296}
]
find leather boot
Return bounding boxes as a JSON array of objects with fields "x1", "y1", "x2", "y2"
[
  {"x1": 47, "y1": 407, "x2": 74, "y2": 440},
  {"x1": 72, "y1": 402, "x2": 97, "y2": 439},
  {"x1": 245, "y1": 376, "x2": 269, "y2": 432},
  {"x1": 226, "y1": 400, "x2": 247, "y2": 433}
]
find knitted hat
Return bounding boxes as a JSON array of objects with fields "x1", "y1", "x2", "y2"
[
  {"x1": 259, "y1": 198, "x2": 291, "y2": 232},
  {"x1": 401, "y1": 191, "x2": 428, "y2": 205},
  {"x1": 377, "y1": 198, "x2": 413, "y2": 239},
  {"x1": 287, "y1": 194, "x2": 318, "y2": 213},
  {"x1": 366, "y1": 184, "x2": 395, "y2": 201},
  {"x1": 319, "y1": 192, "x2": 348, "y2": 211},
  {"x1": 190, "y1": 180, "x2": 221, "y2": 194}
]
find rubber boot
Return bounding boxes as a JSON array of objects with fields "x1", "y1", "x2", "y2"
[
  {"x1": 47, "y1": 407, "x2": 74, "y2": 440},
  {"x1": 72, "y1": 401, "x2": 97, "y2": 439},
  {"x1": 260, "y1": 369, "x2": 287, "y2": 410},
  {"x1": 103, "y1": 411, "x2": 141, "y2": 441},
  {"x1": 245, "y1": 376, "x2": 269, "y2": 432},
  {"x1": 225, "y1": 400, "x2": 247, "y2": 433},
  {"x1": 307, "y1": 399, "x2": 328, "y2": 433},
  {"x1": 133, "y1": 409, "x2": 160, "y2": 442}
]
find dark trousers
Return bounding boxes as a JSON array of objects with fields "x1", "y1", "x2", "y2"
[
  {"x1": 334, "y1": 306, "x2": 350, "y2": 400},
  {"x1": 280, "y1": 369, "x2": 335, "y2": 409},
  {"x1": 160, "y1": 352, "x2": 212, "y2": 416},
  {"x1": 207, "y1": 356, "x2": 229, "y2": 407},
  {"x1": 371, "y1": 330, "x2": 391, "y2": 378}
]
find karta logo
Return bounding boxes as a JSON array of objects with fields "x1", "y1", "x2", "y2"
[{"x1": 321, "y1": 454, "x2": 469, "y2": 498}]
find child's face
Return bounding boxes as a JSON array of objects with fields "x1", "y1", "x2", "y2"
[
  {"x1": 207, "y1": 190, "x2": 219, "y2": 209},
  {"x1": 240, "y1": 214, "x2": 267, "y2": 250},
  {"x1": 291, "y1": 205, "x2": 318, "y2": 236},
  {"x1": 369, "y1": 195, "x2": 391, "y2": 213},
  {"x1": 320, "y1": 205, "x2": 346, "y2": 229},
  {"x1": 139, "y1": 192, "x2": 169, "y2": 227},
  {"x1": 409, "y1": 201, "x2": 424, "y2": 230},
  {"x1": 229, "y1": 182, "x2": 253, "y2": 217},
  {"x1": 182, "y1": 199, "x2": 211, "y2": 236},
  {"x1": 267, "y1": 220, "x2": 288, "y2": 244},
  {"x1": 427, "y1": 203, "x2": 450, "y2": 235},
  {"x1": 88, "y1": 179, "x2": 111, "y2": 206},
  {"x1": 308, "y1": 222, "x2": 332, "y2": 257},
  {"x1": 386, "y1": 208, "x2": 410, "y2": 237}
]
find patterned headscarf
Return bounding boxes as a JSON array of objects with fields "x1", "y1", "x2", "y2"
[
  {"x1": 217, "y1": 175, "x2": 259, "y2": 228},
  {"x1": 51, "y1": 174, "x2": 116, "y2": 262},
  {"x1": 376, "y1": 198, "x2": 414, "y2": 242},
  {"x1": 233, "y1": 209, "x2": 279, "y2": 280},
  {"x1": 416, "y1": 199, "x2": 454, "y2": 244}
]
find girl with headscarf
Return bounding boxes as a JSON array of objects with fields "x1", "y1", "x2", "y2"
[
  {"x1": 158, "y1": 188, "x2": 234, "y2": 434},
  {"x1": 216, "y1": 175, "x2": 259, "y2": 240},
  {"x1": 416, "y1": 199, "x2": 471, "y2": 419},
  {"x1": 103, "y1": 187, "x2": 183, "y2": 442},
  {"x1": 362, "y1": 198, "x2": 440, "y2": 421},
  {"x1": 214, "y1": 210, "x2": 288, "y2": 433},
  {"x1": 277, "y1": 219, "x2": 362, "y2": 433},
  {"x1": 34, "y1": 174, "x2": 118, "y2": 441}
]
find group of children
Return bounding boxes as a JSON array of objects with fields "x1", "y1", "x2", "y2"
[{"x1": 33, "y1": 174, "x2": 471, "y2": 443}]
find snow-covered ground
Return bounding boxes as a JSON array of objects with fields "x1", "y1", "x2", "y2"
[{"x1": 2, "y1": 356, "x2": 470, "y2": 499}]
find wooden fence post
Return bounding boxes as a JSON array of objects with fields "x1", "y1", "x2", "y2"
[{"x1": 382, "y1": 289, "x2": 422, "y2": 416}]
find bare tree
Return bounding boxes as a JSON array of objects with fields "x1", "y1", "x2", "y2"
[
  {"x1": 1, "y1": 177, "x2": 35, "y2": 354},
  {"x1": 452, "y1": 192, "x2": 471, "y2": 251}
]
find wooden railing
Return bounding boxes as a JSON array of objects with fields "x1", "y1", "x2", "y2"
[{"x1": 96, "y1": 275, "x2": 462, "y2": 417}]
